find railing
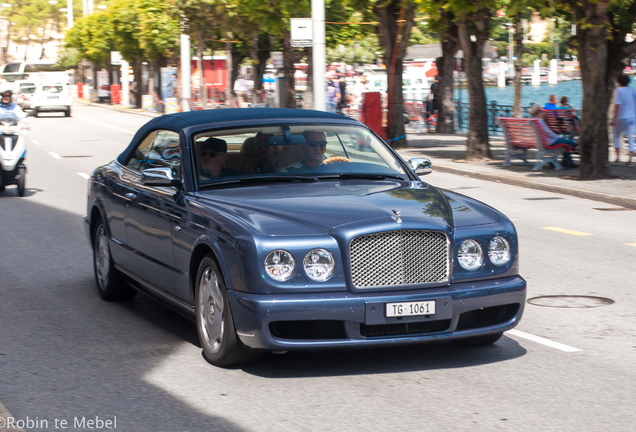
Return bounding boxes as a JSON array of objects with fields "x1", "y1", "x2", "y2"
[
  {"x1": 402, "y1": 99, "x2": 538, "y2": 136},
  {"x1": 454, "y1": 100, "x2": 535, "y2": 135}
]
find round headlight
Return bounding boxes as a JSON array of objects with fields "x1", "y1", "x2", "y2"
[
  {"x1": 488, "y1": 236, "x2": 511, "y2": 266},
  {"x1": 264, "y1": 250, "x2": 295, "y2": 281},
  {"x1": 458, "y1": 239, "x2": 483, "y2": 271},
  {"x1": 303, "y1": 249, "x2": 335, "y2": 282}
]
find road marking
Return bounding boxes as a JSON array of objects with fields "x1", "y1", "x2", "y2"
[
  {"x1": 627, "y1": 243, "x2": 636, "y2": 247},
  {"x1": 540, "y1": 227, "x2": 593, "y2": 236},
  {"x1": 31, "y1": 139, "x2": 41, "y2": 146},
  {"x1": 507, "y1": 329, "x2": 581, "y2": 352},
  {"x1": 73, "y1": 114, "x2": 136, "y2": 135},
  {"x1": 49, "y1": 152, "x2": 62, "y2": 159},
  {"x1": 77, "y1": 172, "x2": 90, "y2": 180}
]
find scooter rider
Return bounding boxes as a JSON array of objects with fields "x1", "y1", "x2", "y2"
[{"x1": 0, "y1": 84, "x2": 27, "y2": 121}]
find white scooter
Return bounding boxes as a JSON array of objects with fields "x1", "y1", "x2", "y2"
[{"x1": 0, "y1": 112, "x2": 27, "y2": 197}]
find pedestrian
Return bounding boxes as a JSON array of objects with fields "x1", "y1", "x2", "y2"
[
  {"x1": 611, "y1": 73, "x2": 636, "y2": 165},
  {"x1": 351, "y1": 74, "x2": 370, "y2": 109},
  {"x1": 426, "y1": 75, "x2": 439, "y2": 118},
  {"x1": 337, "y1": 76, "x2": 347, "y2": 113},
  {"x1": 544, "y1": 94, "x2": 558, "y2": 110},
  {"x1": 325, "y1": 73, "x2": 339, "y2": 114}
]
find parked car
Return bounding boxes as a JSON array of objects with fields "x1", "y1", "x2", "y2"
[
  {"x1": 13, "y1": 81, "x2": 37, "y2": 110},
  {"x1": 31, "y1": 82, "x2": 71, "y2": 117},
  {"x1": 85, "y1": 108, "x2": 526, "y2": 367}
]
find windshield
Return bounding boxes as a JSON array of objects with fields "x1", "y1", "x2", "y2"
[{"x1": 192, "y1": 124, "x2": 410, "y2": 187}]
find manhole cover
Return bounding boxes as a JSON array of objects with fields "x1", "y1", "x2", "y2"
[{"x1": 528, "y1": 295, "x2": 614, "y2": 308}]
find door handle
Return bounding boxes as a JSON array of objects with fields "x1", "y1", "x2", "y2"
[{"x1": 125, "y1": 192, "x2": 137, "y2": 201}]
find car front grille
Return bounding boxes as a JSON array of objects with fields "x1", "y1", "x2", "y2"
[{"x1": 350, "y1": 230, "x2": 450, "y2": 288}]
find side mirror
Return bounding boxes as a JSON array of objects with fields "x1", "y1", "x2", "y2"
[
  {"x1": 408, "y1": 158, "x2": 433, "y2": 176},
  {"x1": 141, "y1": 167, "x2": 182, "y2": 188}
]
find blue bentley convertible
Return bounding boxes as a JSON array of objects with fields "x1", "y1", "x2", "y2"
[{"x1": 85, "y1": 108, "x2": 526, "y2": 367}]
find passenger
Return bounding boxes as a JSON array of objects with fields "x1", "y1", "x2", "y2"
[
  {"x1": 610, "y1": 73, "x2": 636, "y2": 166},
  {"x1": 244, "y1": 133, "x2": 279, "y2": 174},
  {"x1": 282, "y1": 131, "x2": 328, "y2": 172},
  {"x1": 544, "y1": 94, "x2": 558, "y2": 110},
  {"x1": 529, "y1": 105, "x2": 578, "y2": 168},
  {"x1": 198, "y1": 137, "x2": 241, "y2": 181},
  {"x1": 558, "y1": 95, "x2": 575, "y2": 112}
]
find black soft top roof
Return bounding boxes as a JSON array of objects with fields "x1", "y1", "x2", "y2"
[{"x1": 117, "y1": 108, "x2": 358, "y2": 164}]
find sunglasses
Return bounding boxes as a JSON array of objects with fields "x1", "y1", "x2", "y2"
[
  {"x1": 1, "y1": 93, "x2": 11, "y2": 98},
  {"x1": 201, "y1": 151, "x2": 222, "y2": 158},
  {"x1": 306, "y1": 140, "x2": 327, "y2": 148}
]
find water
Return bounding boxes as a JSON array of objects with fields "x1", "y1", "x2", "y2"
[
  {"x1": 455, "y1": 78, "x2": 636, "y2": 110},
  {"x1": 455, "y1": 79, "x2": 584, "y2": 109}
]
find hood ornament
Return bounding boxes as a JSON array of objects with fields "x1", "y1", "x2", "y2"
[{"x1": 392, "y1": 209, "x2": 402, "y2": 224}]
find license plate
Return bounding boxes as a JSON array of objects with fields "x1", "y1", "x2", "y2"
[
  {"x1": 47, "y1": 96, "x2": 59, "y2": 99},
  {"x1": 386, "y1": 300, "x2": 435, "y2": 318}
]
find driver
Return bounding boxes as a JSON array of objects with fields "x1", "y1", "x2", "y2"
[
  {"x1": 0, "y1": 85, "x2": 27, "y2": 121},
  {"x1": 282, "y1": 131, "x2": 327, "y2": 172}
]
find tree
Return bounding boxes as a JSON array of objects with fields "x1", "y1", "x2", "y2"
[
  {"x1": 453, "y1": 0, "x2": 496, "y2": 160},
  {"x1": 560, "y1": 0, "x2": 636, "y2": 178},
  {"x1": 426, "y1": 2, "x2": 459, "y2": 134}
]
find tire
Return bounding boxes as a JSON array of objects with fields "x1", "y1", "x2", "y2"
[
  {"x1": 65, "y1": 107, "x2": 71, "y2": 117},
  {"x1": 0, "y1": 184, "x2": 5, "y2": 192},
  {"x1": 16, "y1": 166, "x2": 25, "y2": 197},
  {"x1": 92, "y1": 219, "x2": 136, "y2": 301},
  {"x1": 454, "y1": 332, "x2": 503, "y2": 347},
  {"x1": 195, "y1": 255, "x2": 259, "y2": 367},
  {"x1": 32, "y1": 108, "x2": 39, "y2": 118}
]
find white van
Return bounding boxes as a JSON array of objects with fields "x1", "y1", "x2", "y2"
[{"x1": 31, "y1": 82, "x2": 72, "y2": 117}]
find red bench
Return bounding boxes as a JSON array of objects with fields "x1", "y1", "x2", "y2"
[
  {"x1": 496, "y1": 117, "x2": 571, "y2": 170},
  {"x1": 541, "y1": 109, "x2": 579, "y2": 139}
]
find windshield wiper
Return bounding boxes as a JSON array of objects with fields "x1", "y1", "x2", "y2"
[
  {"x1": 200, "y1": 175, "x2": 318, "y2": 188},
  {"x1": 315, "y1": 173, "x2": 408, "y2": 181}
]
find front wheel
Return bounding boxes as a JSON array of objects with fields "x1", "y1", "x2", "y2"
[
  {"x1": 16, "y1": 166, "x2": 25, "y2": 197},
  {"x1": 195, "y1": 255, "x2": 259, "y2": 367},
  {"x1": 65, "y1": 107, "x2": 71, "y2": 117},
  {"x1": 92, "y1": 219, "x2": 136, "y2": 301}
]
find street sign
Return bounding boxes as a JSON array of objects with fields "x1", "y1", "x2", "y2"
[
  {"x1": 291, "y1": 18, "x2": 312, "y2": 47},
  {"x1": 271, "y1": 52, "x2": 284, "y2": 69}
]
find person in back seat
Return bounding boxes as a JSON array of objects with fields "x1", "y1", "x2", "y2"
[
  {"x1": 243, "y1": 133, "x2": 279, "y2": 174},
  {"x1": 199, "y1": 137, "x2": 241, "y2": 181}
]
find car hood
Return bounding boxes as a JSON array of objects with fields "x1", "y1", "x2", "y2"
[{"x1": 195, "y1": 180, "x2": 500, "y2": 236}]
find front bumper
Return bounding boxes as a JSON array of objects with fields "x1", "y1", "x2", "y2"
[{"x1": 228, "y1": 275, "x2": 526, "y2": 350}]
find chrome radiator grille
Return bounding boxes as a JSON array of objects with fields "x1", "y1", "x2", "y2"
[{"x1": 350, "y1": 230, "x2": 450, "y2": 288}]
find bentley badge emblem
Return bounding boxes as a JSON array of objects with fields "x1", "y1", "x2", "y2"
[{"x1": 392, "y1": 209, "x2": 402, "y2": 223}]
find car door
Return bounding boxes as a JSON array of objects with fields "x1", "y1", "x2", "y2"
[{"x1": 121, "y1": 130, "x2": 182, "y2": 292}]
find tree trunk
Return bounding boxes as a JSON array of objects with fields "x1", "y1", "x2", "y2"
[
  {"x1": 457, "y1": 10, "x2": 491, "y2": 160},
  {"x1": 374, "y1": 0, "x2": 415, "y2": 148},
  {"x1": 437, "y1": 13, "x2": 458, "y2": 134},
  {"x1": 281, "y1": 28, "x2": 296, "y2": 109},
  {"x1": 573, "y1": 2, "x2": 613, "y2": 179}
]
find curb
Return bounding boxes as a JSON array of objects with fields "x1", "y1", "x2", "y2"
[{"x1": 434, "y1": 163, "x2": 636, "y2": 210}]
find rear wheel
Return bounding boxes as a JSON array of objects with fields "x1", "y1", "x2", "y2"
[
  {"x1": 195, "y1": 255, "x2": 259, "y2": 367},
  {"x1": 92, "y1": 219, "x2": 136, "y2": 301},
  {"x1": 32, "y1": 108, "x2": 39, "y2": 118},
  {"x1": 16, "y1": 166, "x2": 25, "y2": 197},
  {"x1": 65, "y1": 107, "x2": 71, "y2": 117}
]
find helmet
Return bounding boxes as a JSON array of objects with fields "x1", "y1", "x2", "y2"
[{"x1": 0, "y1": 82, "x2": 13, "y2": 96}]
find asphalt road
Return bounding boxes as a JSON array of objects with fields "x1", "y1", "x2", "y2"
[{"x1": 1, "y1": 104, "x2": 635, "y2": 432}]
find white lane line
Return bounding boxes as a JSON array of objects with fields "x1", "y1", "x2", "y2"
[
  {"x1": 49, "y1": 152, "x2": 62, "y2": 159},
  {"x1": 507, "y1": 329, "x2": 581, "y2": 352},
  {"x1": 73, "y1": 114, "x2": 136, "y2": 135},
  {"x1": 77, "y1": 172, "x2": 90, "y2": 180},
  {"x1": 31, "y1": 139, "x2": 41, "y2": 145}
]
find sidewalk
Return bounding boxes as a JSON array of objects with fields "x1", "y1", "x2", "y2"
[{"x1": 398, "y1": 132, "x2": 636, "y2": 210}]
